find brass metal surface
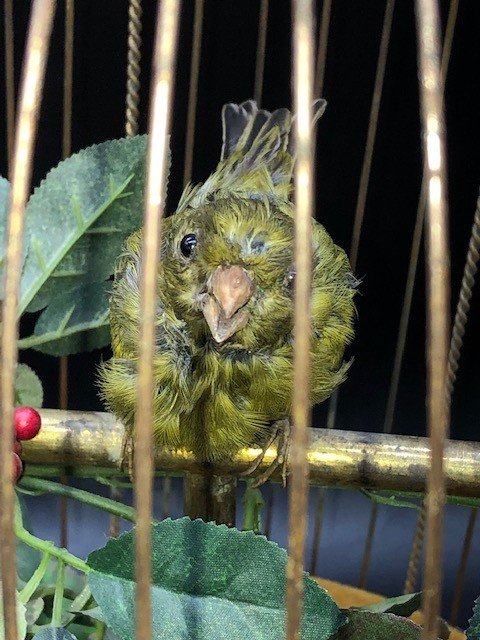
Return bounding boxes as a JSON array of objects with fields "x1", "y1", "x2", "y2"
[
  {"x1": 133, "y1": 1, "x2": 180, "y2": 639},
  {"x1": 314, "y1": 0, "x2": 331, "y2": 98},
  {"x1": 289, "y1": 0, "x2": 315, "y2": 638},
  {"x1": 253, "y1": 0, "x2": 269, "y2": 105},
  {"x1": 368, "y1": 0, "x2": 459, "y2": 592},
  {"x1": 324, "y1": 0, "x2": 395, "y2": 582},
  {"x1": 450, "y1": 509, "x2": 478, "y2": 627},
  {"x1": 59, "y1": 0, "x2": 75, "y2": 550},
  {"x1": 415, "y1": 1, "x2": 451, "y2": 639},
  {"x1": 3, "y1": 0, "x2": 15, "y2": 170},
  {"x1": 126, "y1": 0, "x2": 143, "y2": 137},
  {"x1": 0, "y1": 2, "x2": 56, "y2": 638},
  {"x1": 404, "y1": 503, "x2": 427, "y2": 594},
  {"x1": 22, "y1": 409, "x2": 480, "y2": 498},
  {"x1": 182, "y1": 0, "x2": 203, "y2": 186}
]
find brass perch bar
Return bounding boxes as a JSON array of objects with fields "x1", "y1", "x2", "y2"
[{"x1": 23, "y1": 409, "x2": 480, "y2": 498}]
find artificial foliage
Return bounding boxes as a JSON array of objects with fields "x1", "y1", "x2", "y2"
[
  {"x1": 87, "y1": 517, "x2": 344, "y2": 640},
  {"x1": 467, "y1": 597, "x2": 480, "y2": 639}
]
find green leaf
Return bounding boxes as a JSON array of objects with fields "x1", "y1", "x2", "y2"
[
  {"x1": 14, "y1": 492, "x2": 42, "y2": 585},
  {"x1": 18, "y1": 281, "x2": 110, "y2": 356},
  {"x1": 25, "y1": 597, "x2": 44, "y2": 627},
  {"x1": 0, "y1": 590, "x2": 27, "y2": 640},
  {"x1": 41, "y1": 562, "x2": 86, "y2": 596},
  {"x1": 31, "y1": 630, "x2": 77, "y2": 640},
  {"x1": 0, "y1": 175, "x2": 12, "y2": 293},
  {"x1": 242, "y1": 483, "x2": 265, "y2": 533},
  {"x1": 467, "y1": 596, "x2": 480, "y2": 639},
  {"x1": 18, "y1": 135, "x2": 149, "y2": 316},
  {"x1": 361, "y1": 490, "x2": 422, "y2": 511},
  {"x1": 331, "y1": 610, "x2": 428, "y2": 639},
  {"x1": 357, "y1": 592, "x2": 422, "y2": 617},
  {"x1": 60, "y1": 624, "x2": 94, "y2": 640},
  {"x1": 14, "y1": 363, "x2": 44, "y2": 407},
  {"x1": 87, "y1": 517, "x2": 344, "y2": 640}
]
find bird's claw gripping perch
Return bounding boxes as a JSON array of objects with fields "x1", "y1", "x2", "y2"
[
  {"x1": 240, "y1": 419, "x2": 291, "y2": 488},
  {"x1": 120, "y1": 432, "x2": 135, "y2": 481}
]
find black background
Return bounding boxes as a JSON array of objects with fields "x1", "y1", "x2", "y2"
[{"x1": 1, "y1": 0, "x2": 480, "y2": 629}]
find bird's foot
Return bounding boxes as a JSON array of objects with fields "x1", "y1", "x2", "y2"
[
  {"x1": 239, "y1": 428, "x2": 279, "y2": 478},
  {"x1": 120, "y1": 431, "x2": 135, "y2": 482},
  {"x1": 241, "y1": 419, "x2": 291, "y2": 488}
]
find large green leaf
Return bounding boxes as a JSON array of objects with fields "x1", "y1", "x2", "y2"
[
  {"x1": 87, "y1": 518, "x2": 344, "y2": 640},
  {"x1": 358, "y1": 592, "x2": 422, "y2": 618},
  {"x1": 18, "y1": 135, "x2": 148, "y2": 316},
  {"x1": 0, "y1": 175, "x2": 11, "y2": 292},
  {"x1": 14, "y1": 363, "x2": 44, "y2": 407},
  {"x1": 467, "y1": 596, "x2": 480, "y2": 639},
  {"x1": 18, "y1": 281, "x2": 110, "y2": 356},
  {"x1": 330, "y1": 610, "x2": 429, "y2": 639}
]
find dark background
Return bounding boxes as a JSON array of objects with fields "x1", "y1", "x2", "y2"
[{"x1": 1, "y1": 0, "x2": 479, "y2": 630}]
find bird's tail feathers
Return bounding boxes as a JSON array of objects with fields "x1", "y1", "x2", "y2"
[
  {"x1": 220, "y1": 99, "x2": 326, "y2": 187},
  {"x1": 176, "y1": 99, "x2": 326, "y2": 213}
]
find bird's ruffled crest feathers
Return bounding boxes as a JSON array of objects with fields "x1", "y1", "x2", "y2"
[{"x1": 176, "y1": 99, "x2": 326, "y2": 214}]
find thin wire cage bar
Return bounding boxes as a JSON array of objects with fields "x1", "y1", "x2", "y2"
[{"x1": 0, "y1": 2, "x2": 458, "y2": 640}]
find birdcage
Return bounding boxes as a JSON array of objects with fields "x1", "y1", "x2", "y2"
[{"x1": 0, "y1": 1, "x2": 478, "y2": 640}]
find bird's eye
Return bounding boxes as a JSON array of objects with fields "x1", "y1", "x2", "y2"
[
  {"x1": 180, "y1": 233, "x2": 197, "y2": 257},
  {"x1": 286, "y1": 267, "x2": 296, "y2": 287}
]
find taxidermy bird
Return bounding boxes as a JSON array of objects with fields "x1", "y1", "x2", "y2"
[{"x1": 99, "y1": 99, "x2": 356, "y2": 486}]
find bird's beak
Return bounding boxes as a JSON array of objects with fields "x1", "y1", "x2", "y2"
[{"x1": 201, "y1": 265, "x2": 254, "y2": 343}]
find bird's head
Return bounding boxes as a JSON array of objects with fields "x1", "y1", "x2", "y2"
[{"x1": 161, "y1": 198, "x2": 298, "y2": 350}]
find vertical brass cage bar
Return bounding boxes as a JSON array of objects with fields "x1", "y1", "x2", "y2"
[
  {"x1": 447, "y1": 193, "x2": 480, "y2": 621},
  {"x1": 404, "y1": 503, "x2": 427, "y2": 594},
  {"x1": 358, "y1": 502, "x2": 378, "y2": 589},
  {"x1": 287, "y1": 1, "x2": 315, "y2": 638},
  {"x1": 403, "y1": 0, "x2": 460, "y2": 593},
  {"x1": 110, "y1": 0, "x2": 144, "y2": 540},
  {"x1": 3, "y1": 0, "x2": 14, "y2": 171},
  {"x1": 314, "y1": 0, "x2": 331, "y2": 98},
  {"x1": 308, "y1": 488, "x2": 325, "y2": 575},
  {"x1": 449, "y1": 508, "x2": 478, "y2": 627},
  {"x1": 320, "y1": 0, "x2": 396, "y2": 578},
  {"x1": 384, "y1": 0, "x2": 458, "y2": 439},
  {"x1": 133, "y1": 1, "x2": 180, "y2": 639},
  {"x1": 326, "y1": 0, "x2": 394, "y2": 430},
  {"x1": 415, "y1": 1, "x2": 450, "y2": 639},
  {"x1": 183, "y1": 0, "x2": 203, "y2": 186},
  {"x1": 308, "y1": 0, "x2": 334, "y2": 573},
  {"x1": 126, "y1": 0, "x2": 143, "y2": 137},
  {"x1": 0, "y1": 2, "x2": 56, "y2": 638},
  {"x1": 253, "y1": 0, "x2": 269, "y2": 105},
  {"x1": 59, "y1": 0, "x2": 75, "y2": 550},
  {"x1": 349, "y1": 0, "x2": 395, "y2": 273}
]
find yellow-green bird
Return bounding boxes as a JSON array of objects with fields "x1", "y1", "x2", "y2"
[{"x1": 99, "y1": 100, "x2": 356, "y2": 485}]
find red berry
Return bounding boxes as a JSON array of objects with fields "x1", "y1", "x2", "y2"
[
  {"x1": 13, "y1": 452, "x2": 23, "y2": 483},
  {"x1": 14, "y1": 406, "x2": 42, "y2": 441},
  {"x1": 13, "y1": 439, "x2": 22, "y2": 456}
]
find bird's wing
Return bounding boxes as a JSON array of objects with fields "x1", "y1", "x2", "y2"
[
  {"x1": 176, "y1": 99, "x2": 326, "y2": 213},
  {"x1": 99, "y1": 231, "x2": 193, "y2": 448}
]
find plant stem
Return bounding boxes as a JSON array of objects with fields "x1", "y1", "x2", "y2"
[
  {"x1": 68, "y1": 584, "x2": 92, "y2": 613},
  {"x1": 96, "y1": 620, "x2": 105, "y2": 640},
  {"x1": 52, "y1": 559, "x2": 65, "y2": 626},
  {"x1": 20, "y1": 476, "x2": 137, "y2": 522},
  {"x1": 18, "y1": 551, "x2": 51, "y2": 604},
  {"x1": 242, "y1": 481, "x2": 265, "y2": 533},
  {"x1": 15, "y1": 525, "x2": 89, "y2": 573}
]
